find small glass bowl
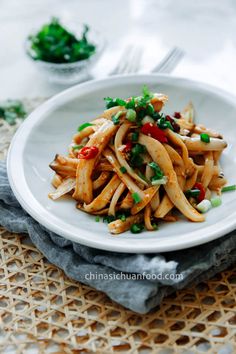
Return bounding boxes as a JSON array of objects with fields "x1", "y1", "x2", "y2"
[{"x1": 25, "y1": 22, "x2": 105, "y2": 85}]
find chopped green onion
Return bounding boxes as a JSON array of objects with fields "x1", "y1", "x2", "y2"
[
  {"x1": 130, "y1": 223, "x2": 144, "y2": 234},
  {"x1": 103, "y1": 215, "x2": 115, "y2": 223},
  {"x1": 72, "y1": 144, "x2": 83, "y2": 150},
  {"x1": 112, "y1": 111, "x2": 123, "y2": 125},
  {"x1": 222, "y1": 185, "x2": 236, "y2": 192},
  {"x1": 130, "y1": 154, "x2": 144, "y2": 168},
  {"x1": 152, "y1": 223, "x2": 158, "y2": 230},
  {"x1": 196, "y1": 199, "x2": 211, "y2": 213},
  {"x1": 126, "y1": 109, "x2": 136, "y2": 122},
  {"x1": 200, "y1": 133, "x2": 210, "y2": 143},
  {"x1": 151, "y1": 176, "x2": 167, "y2": 185},
  {"x1": 149, "y1": 162, "x2": 164, "y2": 180},
  {"x1": 95, "y1": 216, "x2": 100, "y2": 222},
  {"x1": 77, "y1": 122, "x2": 93, "y2": 132},
  {"x1": 119, "y1": 214, "x2": 126, "y2": 222},
  {"x1": 129, "y1": 143, "x2": 146, "y2": 167},
  {"x1": 185, "y1": 189, "x2": 201, "y2": 198},
  {"x1": 131, "y1": 192, "x2": 142, "y2": 204},
  {"x1": 210, "y1": 196, "x2": 222, "y2": 208},
  {"x1": 120, "y1": 166, "x2": 127, "y2": 174},
  {"x1": 142, "y1": 115, "x2": 155, "y2": 125},
  {"x1": 135, "y1": 96, "x2": 150, "y2": 108},
  {"x1": 131, "y1": 132, "x2": 139, "y2": 142}
]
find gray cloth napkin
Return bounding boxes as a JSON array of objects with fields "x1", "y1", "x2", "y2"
[{"x1": 0, "y1": 160, "x2": 235, "y2": 313}]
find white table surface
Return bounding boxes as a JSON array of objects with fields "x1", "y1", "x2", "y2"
[{"x1": 1, "y1": 0, "x2": 236, "y2": 99}]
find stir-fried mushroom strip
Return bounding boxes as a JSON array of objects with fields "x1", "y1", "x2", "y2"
[{"x1": 49, "y1": 85, "x2": 232, "y2": 234}]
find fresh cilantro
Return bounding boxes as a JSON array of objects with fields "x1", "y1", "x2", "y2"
[
  {"x1": 146, "y1": 103, "x2": 155, "y2": 116},
  {"x1": 157, "y1": 115, "x2": 174, "y2": 130},
  {"x1": 130, "y1": 223, "x2": 144, "y2": 233},
  {"x1": 104, "y1": 97, "x2": 126, "y2": 109},
  {"x1": 131, "y1": 143, "x2": 146, "y2": 155},
  {"x1": 125, "y1": 97, "x2": 136, "y2": 109},
  {"x1": 27, "y1": 18, "x2": 96, "y2": 63},
  {"x1": 129, "y1": 143, "x2": 146, "y2": 167},
  {"x1": 142, "y1": 85, "x2": 153, "y2": 99},
  {"x1": 0, "y1": 100, "x2": 26, "y2": 125}
]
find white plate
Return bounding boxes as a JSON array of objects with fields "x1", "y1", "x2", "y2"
[{"x1": 7, "y1": 74, "x2": 236, "y2": 253}]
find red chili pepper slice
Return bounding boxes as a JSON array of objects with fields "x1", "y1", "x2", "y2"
[
  {"x1": 173, "y1": 112, "x2": 181, "y2": 119},
  {"x1": 77, "y1": 146, "x2": 99, "y2": 159},
  {"x1": 140, "y1": 123, "x2": 168, "y2": 143},
  {"x1": 166, "y1": 115, "x2": 180, "y2": 133},
  {"x1": 194, "y1": 182, "x2": 206, "y2": 202},
  {"x1": 123, "y1": 141, "x2": 132, "y2": 153}
]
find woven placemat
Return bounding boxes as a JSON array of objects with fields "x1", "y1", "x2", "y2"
[{"x1": 1, "y1": 99, "x2": 236, "y2": 354}]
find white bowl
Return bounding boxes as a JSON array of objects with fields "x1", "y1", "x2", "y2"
[{"x1": 7, "y1": 74, "x2": 236, "y2": 253}]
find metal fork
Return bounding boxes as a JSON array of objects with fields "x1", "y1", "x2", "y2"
[
  {"x1": 151, "y1": 46, "x2": 185, "y2": 74},
  {"x1": 109, "y1": 45, "x2": 143, "y2": 75},
  {"x1": 110, "y1": 45, "x2": 184, "y2": 75}
]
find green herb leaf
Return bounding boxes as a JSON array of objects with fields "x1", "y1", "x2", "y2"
[
  {"x1": 146, "y1": 103, "x2": 155, "y2": 116},
  {"x1": 104, "y1": 97, "x2": 126, "y2": 109},
  {"x1": 130, "y1": 154, "x2": 144, "y2": 167},
  {"x1": 27, "y1": 18, "x2": 96, "y2": 63},
  {"x1": 95, "y1": 216, "x2": 100, "y2": 222},
  {"x1": 0, "y1": 99, "x2": 26, "y2": 125},
  {"x1": 103, "y1": 215, "x2": 116, "y2": 223},
  {"x1": 157, "y1": 115, "x2": 174, "y2": 130},
  {"x1": 131, "y1": 132, "x2": 139, "y2": 142},
  {"x1": 131, "y1": 143, "x2": 146, "y2": 155},
  {"x1": 78, "y1": 122, "x2": 93, "y2": 132},
  {"x1": 129, "y1": 143, "x2": 146, "y2": 168},
  {"x1": 125, "y1": 97, "x2": 136, "y2": 109},
  {"x1": 72, "y1": 144, "x2": 84, "y2": 150},
  {"x1": 152, "y1": 223, "x2": 158, "y2": 230},
  {"x1": 142, "y1": 85, "x2": 153, "y2": 99}
]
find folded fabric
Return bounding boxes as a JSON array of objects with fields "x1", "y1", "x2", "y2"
[{"x1": 0, "y1": 160, "x2": 235, "y2": 313}]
